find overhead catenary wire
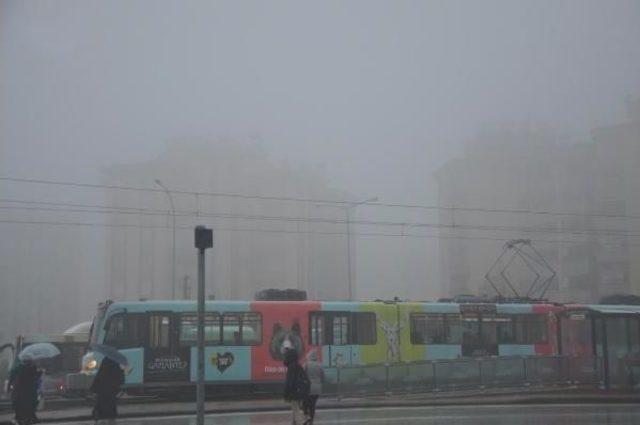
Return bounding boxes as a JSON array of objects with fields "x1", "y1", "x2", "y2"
[
  {"x1": 2, "y1": 175, "x2": 640, "y2": 220},
  {"x1": 0, "y1": 200, "x2": 639, "y2": 238},
  {"x1": 1, "y1": 218, "x2": 639, "y2": 248},
  {"x1": 0, "y1": 198, "x2": 166, "y2": 213}
]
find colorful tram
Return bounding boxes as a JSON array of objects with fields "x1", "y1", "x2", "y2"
[{"x1": 71, "y1": 299, "x2": 565, "y2": 392}]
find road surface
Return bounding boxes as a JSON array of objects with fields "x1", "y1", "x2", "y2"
[{"x1": 54, "y1": 403, "x2": 640, "y2": 424}]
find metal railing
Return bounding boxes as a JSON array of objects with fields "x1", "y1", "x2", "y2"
[{"x1": 322, "y1": 355, "x2": 603, "y2": 398}]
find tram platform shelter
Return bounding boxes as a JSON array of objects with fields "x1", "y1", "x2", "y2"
[{"x1": 561, "y1": 305, "x2": 640, "y2": 389}]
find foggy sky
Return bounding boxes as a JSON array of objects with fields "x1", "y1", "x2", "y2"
[{"x1": 2, "y1": 0, "x2": 639, "y2": 199}]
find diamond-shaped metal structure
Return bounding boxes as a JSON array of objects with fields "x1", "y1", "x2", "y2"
[{"x1": 485, "y1": 239, "x2": 556, "y2": 300}]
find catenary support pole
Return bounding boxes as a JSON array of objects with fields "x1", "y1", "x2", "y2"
[{"x1": 194, "y1": 226, "x2": 213, "y2": 425}]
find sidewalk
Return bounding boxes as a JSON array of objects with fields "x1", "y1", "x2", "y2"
[{"x1": 2, "y1": 387, "x2": 639, "y2": 423}]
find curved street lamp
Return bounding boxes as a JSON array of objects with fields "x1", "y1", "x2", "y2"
[{"x1": 316, "y1": 196, "x2": 378, "y2": 301}]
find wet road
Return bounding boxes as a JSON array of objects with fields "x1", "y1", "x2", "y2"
[{"x1": 55, "y1": 404, "x2": 640, "y2": 424}]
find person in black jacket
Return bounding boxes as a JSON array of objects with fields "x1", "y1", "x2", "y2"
[
  {"x1": 90, "y1": 357, "x2": 124, "y2": 425},
  {"x1": 283, "y1": 348, "x2": 310, "y2": 425},
  {"x1": 9, "y1": 359, "x2": 41, "y2": 425}
]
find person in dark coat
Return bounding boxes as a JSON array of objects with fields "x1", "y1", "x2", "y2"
[
  {"x1": 90, "y1": 357, "x2": 124, "y2": 424},
  {"x1": 283, "y1": 349, "x2": 310, "y2": 425},
  {"x1": 9, "y1": 358, "x2": 41, "y2": 425}
]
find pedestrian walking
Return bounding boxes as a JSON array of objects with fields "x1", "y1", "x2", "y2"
[
  {"x1": 303, "y1": 349, "x2": 323, "y2": 424},
  {"x1": 90, "y1": 357, "x2": 124, "y2": 425},
  {"x1": 283, "y1": 349, "x2": 311, "y2": 425},
  {"x1": 8, "y1": 358, "x2": 41, "y2": 425}
]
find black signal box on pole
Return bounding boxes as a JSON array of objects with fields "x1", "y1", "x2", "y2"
[{"x1": 194, "y1": 226, "x2": 213, "y2": 250}]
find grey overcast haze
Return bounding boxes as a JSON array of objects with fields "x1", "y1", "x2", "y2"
[
  {"x1": 3, "y1": 0, "x2": 640, "y2": 194},
  {"x1": 1, "y1": 0, "x2": 640, "y2": 338}
]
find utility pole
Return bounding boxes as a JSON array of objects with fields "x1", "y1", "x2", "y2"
[
  {"x1": 155, "y1": 179, "x2": 176, "y2": 299},
  {"x1": 182, "y1": 275, "x2": 191, "y2": 300},
  {"x1": 194, "y1": 226, "x2": 213, "y2": 425}
]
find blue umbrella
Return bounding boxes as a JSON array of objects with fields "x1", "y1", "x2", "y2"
[
  {"x1": 18, "y1": 343, "x2": 61, "y2": 361},
  {"x1": 91, "y1": 344, "x2": 128, "y2": 367}
]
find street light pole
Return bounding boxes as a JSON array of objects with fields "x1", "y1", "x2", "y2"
[
  {"x1": 345, "y1": 197, "x2": 377, "y2": 301},
  {"x1": 345, "y1": 207, "x2": 353, "y2": 301},
  {"x1": 155, "y1": 179, "x2": 176, "y2": 300},
  {"x1": 317, "y1": 196, "x2": 378, "y2": 301}
]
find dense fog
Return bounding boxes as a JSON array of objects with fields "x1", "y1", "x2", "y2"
[{"x1": 1, "y1": 0, "x2": 639, "y2": 346}]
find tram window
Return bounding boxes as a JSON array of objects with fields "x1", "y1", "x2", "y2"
[
  {"x1": 515, "y1": 315, "x2": 547, "y2": 344},
  {"x1": 104, "y1": 315, "x2": 125, "y2": 347},
  {"x1": 410, "y1": 314, "x2": 428, "y2": 344},
  {"x1": 310, "y1": 313, "x2": 325, "y2": 345},
  {"x1": 309, "y1": 312, "x2": 372, "y2": 345},
  {"x1": 480, "y1": 315, "x2": 499, "y2": 347},
  {"x1": 223, "y1": 314, "x2": 241, "y2": 345},
  {"x1": 332, "y1": 315, "x2": 350, "y2": 345},
  {"x1": 179, "y1": 314, "x2": 221, "y2": 346},
  {"x1": 462, "y1": 314, "x2": 480, "y2": 336},
  {"x1": 149, "y1": 315, "x2": 170, "y2": 349},
  {"x1": 240, "y1": 313, "x2": 262, "y2": 345},
  {"x1": 352, "y1": 313, "x2": 376, "y2": 345},
  {"x1": 495, "y1": 316, "x2": 516, "y2": 343},
  {"x1": 629, "y1": 319, "x2": 640, "y2": 354},
  {"x1": 104, "y1": 314, "x2": 146, "y2": 349},
  {"x1": 222, "y1": 312, "x2": 262, "y2": 345},
  {"x1": 528, "y1": 315, "x2": 547, "y2": 343},
  {"x1": 411, "y1": 313, "x2": 461, "y2": 344}
]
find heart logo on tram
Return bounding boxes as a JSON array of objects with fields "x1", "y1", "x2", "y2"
[{"x1": 211, "y1": 352, "x2": 235, "y2": 373}]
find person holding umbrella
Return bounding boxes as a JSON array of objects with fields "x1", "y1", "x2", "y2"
[
  {"x1": 10, "y1": 343, "x2": 58, "y2": 425},
  {"x1": 89, "y1": 344, "x2": 126, "y2": 425}
]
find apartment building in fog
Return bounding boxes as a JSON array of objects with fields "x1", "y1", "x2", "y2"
[
  {"x1": 103, "y1": 141, "x2": 352, "y2": 302},
  {"x1": 436, "y1": 102, "x2": 640, "y2": 303}
]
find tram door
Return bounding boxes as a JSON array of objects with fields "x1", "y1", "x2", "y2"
[
  {"x1": 327, "y1": 313, "x2": 352, "y2": 367},
  {"x1": 310, "y1": 312, "x2": 352, "y2": 367},
  {"x1": 460, "y1": 305, "x2": 499, "y2": 357},
  {"x1": 144, "y1": 312, "x2": 190, "y2": 383},
  {"x1": 560, "y1": 313, "x2": 594, "y2": 357}
]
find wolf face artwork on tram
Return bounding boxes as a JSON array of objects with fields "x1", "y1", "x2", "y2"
[{"x1": 269, "y1": 322, "x2": 304, "y2": 360}]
